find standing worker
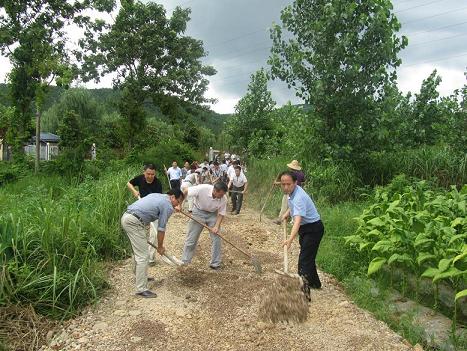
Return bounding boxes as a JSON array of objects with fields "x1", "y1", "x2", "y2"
[
  {"x1": 166, "y1": 161, "x2": 182, "y2": 190},
  {"x1": 181, "y1": 182, "x2": 228, "y2": 270},
  {"x1": 279, "y1": 171, "x2": 324, "y2": 301},
  {"x1": 121, "y1": 189, "x2": 184, "y2": 298},
  {"x1": 127, "y1": 164, "x2": 163, "y2": 266},
  {"x1": 227, "y1": 165, "x2": 248, "y2": 215},
  {"x1": 274, "y1": 160, "x2": 306, "y2": 225}
]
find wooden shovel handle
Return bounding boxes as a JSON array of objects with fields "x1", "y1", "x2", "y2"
[{"x1": 283, "y1": 220, "x2": 289, "y2": 274}]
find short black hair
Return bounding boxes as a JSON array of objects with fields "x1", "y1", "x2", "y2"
[
  {"x1": 279, "y1": 171, "x2": 297, "y2": 182},
  {"x1": 213, "y1": 181, "x2": 228, "y2": 192},
  {"x1": 234, "y1": 165, "x2": 241, "y2": 171},
  {"x1": 167, "y1": 188, "x2": 184, "y2": 201},
  {"x1": 213, "y1": 161, "x2": 219, "y2": 166},
  {"x1": 144, "y1": 163, "x2": 156, "y2": 171}
]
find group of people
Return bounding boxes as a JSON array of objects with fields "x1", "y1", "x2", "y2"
[{"x1": 120, "y1": 157, "x2": 324, "y2": 303}]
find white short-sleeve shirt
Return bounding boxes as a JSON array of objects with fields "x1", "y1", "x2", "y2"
[
  {"x1": 188, "y1": 184, "x2": 227, "y2": 215},
  {"x1": 231, "y1": 173, "x2": 247, "y2": 187}
]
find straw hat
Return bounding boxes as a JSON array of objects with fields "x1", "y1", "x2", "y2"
[{"x1": 287, "y1": 160, "x2": 302, "y2": 171}]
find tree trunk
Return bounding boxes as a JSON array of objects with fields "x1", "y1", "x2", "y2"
[{"x1": 35, "y1": 109, "x2": 41, "y2": 174}]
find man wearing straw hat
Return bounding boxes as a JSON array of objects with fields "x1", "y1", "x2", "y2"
[{"x1": 273, "y1": 160, "x2": 306, "y2": 224}]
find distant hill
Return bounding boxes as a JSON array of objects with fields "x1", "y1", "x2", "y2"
[{"x1": 0, "y1": 84, "x2": 228, "y2": 134}]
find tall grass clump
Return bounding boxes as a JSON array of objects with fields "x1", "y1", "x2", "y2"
[
  {"x1": 0, "y1": 166, "x2": 138, "y2": 318},
  {"x1": 363, "y1": 145, "x2": 467, "y2": 188}
]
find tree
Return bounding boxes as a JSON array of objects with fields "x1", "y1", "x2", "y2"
[
  {"x1": 268, "y1": 0, "x2": 407, "y2": 161},
  {"x1": 226, "y1": 68, "x2": 276, "y2": 156},
  {"x1": 79, "y1": 0, "x2": 216, "y2": 147},
  {"x1": 0, "y1": 0, "x2": 115, "y2": 169}
]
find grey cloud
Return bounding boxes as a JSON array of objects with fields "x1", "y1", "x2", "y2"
[{"x1": 134, "y1": 1, "x2": 467, "y2": 111}]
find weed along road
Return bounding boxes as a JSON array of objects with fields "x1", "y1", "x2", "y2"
[{"x1": 40, "y1": 208, "x2": 413, "y2": 351}]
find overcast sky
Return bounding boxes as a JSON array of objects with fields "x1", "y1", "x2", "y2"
[{"x1": 1, "y1": 0, "x2": 466, "y2": 114}]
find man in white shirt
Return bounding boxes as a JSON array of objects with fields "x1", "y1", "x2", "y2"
[
  {"x1": 181, "y1": 182, "x2": 228, "y2": 269},
  {"x1": 227, "y1": 166, "x2": 248, "y2": 215},
  {"x1": 166, "y1": 161, "x2": 182, "y2": 190}
]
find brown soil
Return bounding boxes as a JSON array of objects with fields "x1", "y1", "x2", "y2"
[{"x1": 36, "y1": 206, "x2": 416, "y2": 351}]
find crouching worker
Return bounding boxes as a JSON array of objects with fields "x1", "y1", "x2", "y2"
[
  {"x1": 280, "y1": 171, "x2": 324, "y2": 301},
  {"x1": 121, "y1": 189, "x2": 184, "y2": 298}
]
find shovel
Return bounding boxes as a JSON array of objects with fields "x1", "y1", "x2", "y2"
[
  {"x1": 274, "y1": 221, "x2": 302, "y2": 283},
  {"x1": 147, "y1": 238, "x2": 183, "y2": 266},
  {"x1": 179, "y1": 210, "x2": 262, "y2": 274}
]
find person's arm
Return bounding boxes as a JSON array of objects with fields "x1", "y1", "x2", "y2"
[
  {"x1": 156, "y1": 230, "x2": 166, "y2": 255},
  {"x1": 243, "y1": 181, "x2": 248, "y2": 193},
  {"x1": 227, "y1": 179, "x2": 232, "y2": 189},
  {"x1": 127, "y1": 182, "x2": 140, "y2": 198},
  {"x1": 210, "y1": 214, "x2": 224, "y2": 234},
  {"x1": 283, "y1": 215, "x2": 302, "y2": 249}
]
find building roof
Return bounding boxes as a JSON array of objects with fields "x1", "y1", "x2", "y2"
[{"x1": 32, "y1": 132, "x2": 60, "y2": 143}]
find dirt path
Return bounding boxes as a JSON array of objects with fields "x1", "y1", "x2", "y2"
[{"x1": 40, "y1": 207, "x2": 416, "y2": 351}]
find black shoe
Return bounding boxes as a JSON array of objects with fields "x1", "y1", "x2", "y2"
[
  {"x1": 209, "y1": 265, "x2": 221, "y2": 270},
  {"x1": 136, "y1": 290, "x2": 157, "y2": 298},
  {"x1": 147, "y1": 277, "x2": 155, "y2": 282}
]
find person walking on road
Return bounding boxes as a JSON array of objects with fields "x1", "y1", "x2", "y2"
[
  {"x1": 127, "y1": 164, "x2": 163, "y2": 265},
  {"x1": 166, "y1": 161, "x2": 182, "y2": 190},
  {"x1": 180, "y1": 182, "x2": 228, "y2": 270},
  {"x1": 279, "y1": 171, "x2": 324, "y2": 301},
  {"x1": 227, "y1": 166, "x2": 248, "y2": 215},
  {"x1": 121, "y1": 189, "x2": 184, "y2": 298}
]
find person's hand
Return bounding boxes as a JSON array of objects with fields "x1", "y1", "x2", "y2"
[
  {"x1": 157, "y1": 246, "x2": 166, "y2": 256},
  {"x1": 135, "y1": 191, "x2": 140, "y2": 199},
  {"x1": 283, "y1": 239, "x2": 292, "y2": 249},
  {"x1": 174, "y1": 205, "x2": 181, "y2": 212},
  {"x1": 210, "y1": 226, "x2": 220, "y2": 234}
]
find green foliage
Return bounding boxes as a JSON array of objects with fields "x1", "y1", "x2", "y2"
[
  {"x1": 41, "y1": 89, "x2": 102, "y2": 134},
  {"x1": 0, "y1": 167, "x2": 135, "y2": 318},
  {"x1": 345, "y1": 177, "x2": 467, "y2": 303},
  {"x1": 79, "y1": 0, "x2": 215, "y2": 108},
  {"x1": 0, "y1": 0, "x2": 114, "y2": 164},
  {"x1": 132, "y1": 140, "x2": 196, "y2": 170},
  {"x1": 269, "y1": 0, "x2": 407, "y2": 161},
  {"x1": 363, "y1": 146, "x2": 467, "y2": 187},
  {"x1": 226, "y1": 69, "x2": 276, "y2": 156},
  {"x1": 0, "y1": 162, "x2": 28, "y2": 186}
]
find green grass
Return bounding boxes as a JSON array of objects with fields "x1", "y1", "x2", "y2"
[{"x1": 0, "y1": 166, "x2": 139, "y2": 319}]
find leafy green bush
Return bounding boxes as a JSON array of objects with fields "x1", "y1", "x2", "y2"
[
  {"x1": 344, "y1": 179, "x2": 467, "y2": 306},
  {"x1": 0, "y1": 162, "x2": 28, "y2": 186}
]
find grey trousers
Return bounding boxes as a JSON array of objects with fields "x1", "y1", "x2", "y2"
[
  {"x1": 121, "y1": 212, "x2": 149, "y2": 293},
  {"x1": 148, "y1": 220, "x2": 158, "y2": 263},
  {"x1": 181, "y1": 208, "x2": 222, "y2": 267},
  {"x1": 231, "y1": 185, "x2": 244, "y2": 214}
]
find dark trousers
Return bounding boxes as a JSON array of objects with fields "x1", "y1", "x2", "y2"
[
  {"x1": 231, "y1": 185, "x2": 244, "y2": 214},
  {"x1": 298, "y1": 220, "x2": 324, "y2": 293},
  {"x1": 170, "y1": 179, "x2": 181, "y2": 190}
]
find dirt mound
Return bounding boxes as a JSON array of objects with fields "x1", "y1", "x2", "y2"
[{"x1": 258, "y1": 275, "x2": 309, "y2": 323}]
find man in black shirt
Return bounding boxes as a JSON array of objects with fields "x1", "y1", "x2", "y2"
[
  {"x1": 127, "y1": 164, "x2": 162, "y2": 198},
  {"x1": 127, "y1": 164, "x2": 163, "y2": 265}
]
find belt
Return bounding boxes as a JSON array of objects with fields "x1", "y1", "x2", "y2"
[{"x1": 126, "y1": 211, "x2": 145, "y2": 224}]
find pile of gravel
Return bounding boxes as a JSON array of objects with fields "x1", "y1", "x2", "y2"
[{"x1": 258, "y1": 275, "x2": 309, "y2": 323}]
